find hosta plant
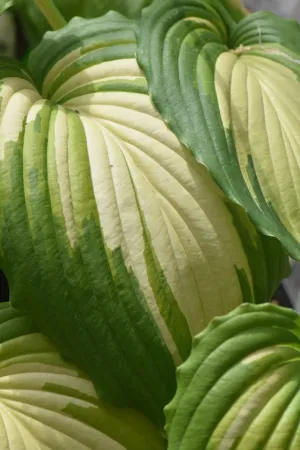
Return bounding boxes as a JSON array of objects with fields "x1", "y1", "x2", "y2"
[
  {"x1": 0, "y1": 0, "x2": 299, "y2": 448},
  {"x1": 12, "y1": 0, "x2": 152, "y2": 46},
  {"x1": 166, "y1": 303, "x2": 300, "y2": 450},
  {"x1": 0, "y1": 302, "x2": 164, "y2": 449},
  {"x1": 138, "y1": 0, "x2": 300, "y2": 258}
]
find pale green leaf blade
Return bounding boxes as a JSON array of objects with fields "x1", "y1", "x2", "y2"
[
  {"x1": 0, "y1": 13, "x2": 288, "y2": 426},
  {"x1": 166, "y1": 303, "x2": 300, "y2": 450},
  {"x1": 0, "y1": 0, "x2": 13, "y2": 15},
  {"x1": 137, "y1": 0, "x2": 300, "y2": 259},
  {"x1": 0, "y1": 302, "x2": 165, "y2": 450}
]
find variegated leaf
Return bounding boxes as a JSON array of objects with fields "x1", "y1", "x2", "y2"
[
  {"x1": 166, "y1": 303, "x2": 300, "y2": 450},
  {"x1": 0, "y1": 302, "x2": 164, "y2": 450},
  {"x1": 137, "y1": 0, "x2": 300, "y2": 259},
  {"x1": 0, "y1": 13, "x2": 289, "y2": 425}
]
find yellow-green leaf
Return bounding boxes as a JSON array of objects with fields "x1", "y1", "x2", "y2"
[
  {"x1": 0, "y1": 12, "x2": 289, "y2": 426},
  {"x1": 0, "y1": 303, "x2": 165, "y2": 450},
  {"x1": 137, "y1": 0, "x2": 300, "y2": 259}
]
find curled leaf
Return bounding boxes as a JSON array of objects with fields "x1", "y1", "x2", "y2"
[
  {"x1": 0, "y1": 303, "x2": 165, "y2": 450},
  {"x1": 137, "y1": 0, "x2": 300, "y2": 259},
  {"x1": 166, "y1": 303, "x2": 300, "y2": 450},
  {"x1": 14, "y1": 0, "x2": 152, "y2": 46},
  {"x1": 0, "y1": 13, "x2": 289, "y2": 425}
]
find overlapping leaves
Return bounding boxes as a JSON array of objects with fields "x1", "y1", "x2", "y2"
[
  {"x1": 0, "y1": 11, "x2": 288, "y2": 427},
  {"x1": 0, "y1": 302, "x2": 164, "y2": 450},
  {"x1": 137, "y1": 0, "x2": 300, "y2": 259},
  {"x1": 11, "y1": 0, "x2": 152, "y2": 46}
]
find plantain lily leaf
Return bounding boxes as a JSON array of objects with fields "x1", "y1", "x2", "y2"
[
  {"x1": 14, "y1": 0, "x2": 152, "y2": 46},
  {"x1": 0, "y1": 13, "x2": 289, "y2": 425},
  {"x1": 137, "y1": 0, "x2": 300, "y2": 259},
  {"x1": 166, "y1": 303, "x2": 300, "y2": 450},
  {"x1": 0, "y1": 302, "x2": 165, "y2": 450},
  {"x1": 0, "y1": 0, "x2": 13, "y2": 15}
]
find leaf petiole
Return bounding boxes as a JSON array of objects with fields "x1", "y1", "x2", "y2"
[{"x1": 34, "y1": 0, "x2": 67, "y2": 30}]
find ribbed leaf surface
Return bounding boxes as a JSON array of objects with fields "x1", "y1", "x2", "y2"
[
  {"x1": 0, "y1": 303, "x2": 164, "y2": 450},
  {"x1": 166, "y1": 303, "x2": 300, "y2": 450},
  {"x1": 0, "y1": 12, "x2": 289, "y2": 425},
  {"x1": 137, "y1": 0, "x2": 300, "y2": 259}
]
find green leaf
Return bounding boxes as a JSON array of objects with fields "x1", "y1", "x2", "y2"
[
  {"x1": 0, "y1": 0, "x2": 13, "y2": 14},
  {"x1": 0, "y1": 302, "x2": 165, "y2": 450},
  {"x1": 226, "y1": 0, "x2": 249, "y2": 22},
  {"x1": 0, "y1": 13, "x2": 289, "y2": 426},
  {"x1": 14, "y1": 0, "x2": 152, "y2": 46},
  {"x1": 137, "y1": 0, "x2": 300, "y2": 259},
  {"x1": 166, "y1": 303, "x2": 300, "y2": 450}
]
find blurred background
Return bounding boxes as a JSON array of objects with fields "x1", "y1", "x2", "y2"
[
  {"x1": 245, "y1": 0, "x2": 300, "y2": 20},
  {"x1": 0, "y1": 0, "x2": 299, "y2": 308}
]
